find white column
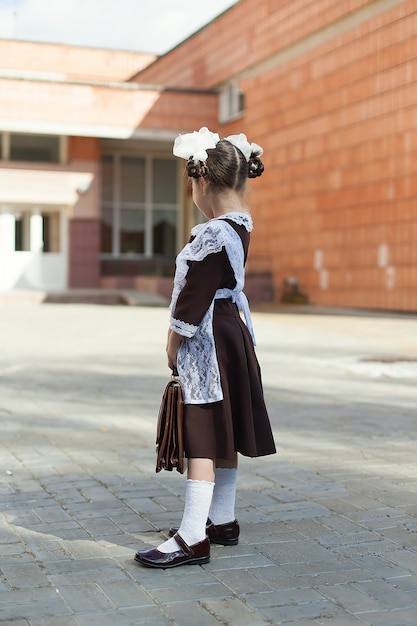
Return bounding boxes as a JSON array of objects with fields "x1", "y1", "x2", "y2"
[
  {"x1": 30, "y1": 210, "x2": 43, "y2": 253},
  {"x1": 0, "y1": 207, "x2": 15, "y2": 253}
]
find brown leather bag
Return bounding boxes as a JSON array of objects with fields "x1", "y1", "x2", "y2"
[{"x1": 155, "y1": 368, "x2": 185, "y2": 474}]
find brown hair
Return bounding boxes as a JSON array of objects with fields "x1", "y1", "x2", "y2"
[{"x1": 185, "y1": 139, "x2": 264, "y2": 192}]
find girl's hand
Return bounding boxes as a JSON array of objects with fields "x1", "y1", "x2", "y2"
[{"x1": 166, "y1": 330, "x2": 183, "y2": 370}]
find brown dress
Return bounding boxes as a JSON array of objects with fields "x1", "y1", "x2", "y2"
[{"x1": 172, "y1": 219, "x2": 276, "y2": 461}]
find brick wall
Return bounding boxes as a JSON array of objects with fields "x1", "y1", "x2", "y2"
[
  {"x1": 143, "y1": 0, "x2": 417, "y2": 312},
  {"x1": 246, "y1": 0, "x2": 417, "y2": 311}
]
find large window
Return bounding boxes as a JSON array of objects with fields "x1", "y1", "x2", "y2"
[
  {"x1": 1, "y1": 133, "x2": 63, "y2": 163},
  {"x1": 101, "y1": 153, "x2": 178, "y2": 258}
]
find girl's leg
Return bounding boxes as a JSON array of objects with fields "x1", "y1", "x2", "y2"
[
  {"x1": 208, "y1": 453, "x2": 238, "y2": 525},
  {"x1": 157, "y1": 458, "x2": 214, "y2": 553}
]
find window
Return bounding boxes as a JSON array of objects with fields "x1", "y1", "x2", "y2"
[
  {"x1": 101, "y1": 154, "x2": 178, "y2": 258},
  {"x1": 1, "y1": 133, "x2": 64, "y2": 163},
  {"x1": 10, "y1": 134, "x2": 60, "y2": 162},
  {"x1": 13, "y1": 210, "x2": 61, "y2": 252},
  {"x1": 219, "y1": 81, "x2": 245, "y2": 123},
  {"x1": 14, "y1": 213, "x2": 30, "y2": 251},
  {"x1": 42, "y1": 212, "x2": 61, "y2": 252}
]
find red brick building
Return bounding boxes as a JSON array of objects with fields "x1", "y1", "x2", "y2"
[{"x1": 1, "y1": 0, "x2": 416, "y2": 311}]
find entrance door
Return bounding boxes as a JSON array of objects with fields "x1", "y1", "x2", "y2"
[{"x1": 0, "y1": 207, "x2": 67, "y2": 291}]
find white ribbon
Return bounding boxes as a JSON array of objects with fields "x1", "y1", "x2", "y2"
[
  {"x1": 225, "y1": 133, "x2": 263, "y2": 161},
  {"x1": 236, "y1": 291, "x2": 256, "y2": 346},
  {"x1": 173, "y1": 127, "x2": 220, "y2": 164},
  {"x1": 173, "y1": 127, "x2": 263, "y2": 164}
]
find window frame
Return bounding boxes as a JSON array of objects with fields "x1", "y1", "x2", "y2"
[
  {"x1": 219, "y1": 80, "x2": 245, "y2": 123},
  {"x1": 1, "y1": 132, "x2": 67, "y2": 164},
  {"x1": 100, "y1": 151, "x2": 180, "y2": 260}
]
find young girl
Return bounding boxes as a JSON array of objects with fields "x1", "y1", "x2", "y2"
[{"x1": 135, "y1": 127, "x2": 276, "y2": 568}]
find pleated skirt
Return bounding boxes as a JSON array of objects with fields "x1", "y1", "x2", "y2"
[{"x1": 183, "y1": 298, "x2": 276, "y2": 460}]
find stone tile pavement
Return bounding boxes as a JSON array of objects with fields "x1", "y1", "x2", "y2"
[{"x1": 1, "y1": 298, "x2": 417, "y2": 625}]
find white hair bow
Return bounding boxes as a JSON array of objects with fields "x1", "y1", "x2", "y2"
[
  {"x1": 173, "y1": 127, "x2": 263, "y2": 164},
  {"x1": 173, "y1": 127, "x2": 220, "y2": 163},
  {"x1": 225, "y1": 133, "x2": 263, "y2": 161}
]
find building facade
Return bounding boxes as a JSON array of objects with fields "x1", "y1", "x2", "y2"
[{"x1": 1, "y1": 0, "x2": 416, "y2": 310}]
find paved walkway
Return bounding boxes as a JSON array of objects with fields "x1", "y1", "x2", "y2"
[{"x1": 1, "y1": 299, "x2": 417, "y2": 626}]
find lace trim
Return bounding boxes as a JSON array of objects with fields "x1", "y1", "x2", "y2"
[
  {"x1": 170, "y1": 317, "x2": 198, "y2": 338},
  {"x1": 170, "y1": 218, "x2": 254, "y2": 404},
  {"x1": 170, "y1": 220, "x2": 231, "y2": 322},
  {"x1": 216, "y1": 211, "x2": 253, "y2": 231},
  {"x1": 190, "y1": 212, "x2": 253, "y2": 238}
]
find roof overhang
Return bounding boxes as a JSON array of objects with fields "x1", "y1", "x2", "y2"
[
  {"x1": 0, "y1": 76, "x2": 218, "y2": 139},
  {"x1": 0, "y1": 166, "x2": 94, "y2": 206}
]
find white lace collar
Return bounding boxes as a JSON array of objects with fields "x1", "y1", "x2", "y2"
[{"x1": 191, "y1": 211, "x2": 253, "y2": 236}]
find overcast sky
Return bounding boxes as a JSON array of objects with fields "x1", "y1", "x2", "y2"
[{"x1": 0, "y1": 0, "x2": 238, "y2": 54}]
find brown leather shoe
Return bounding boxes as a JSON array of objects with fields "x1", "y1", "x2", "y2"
[
  {"x1": 134, "y1": 533, "x2": 210, "y2": 569},
  {"x1": 168, "y1": 518, "x2": 239, "y2": 546}
]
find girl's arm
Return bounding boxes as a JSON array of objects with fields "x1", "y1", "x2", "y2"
[{"x1": 166, "y1": 329, "x2": 183, "y2": 370}]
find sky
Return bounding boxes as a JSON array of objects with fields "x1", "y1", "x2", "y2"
[{"x1": 0, "y1": 0, "x2": 238, "y2": 54}]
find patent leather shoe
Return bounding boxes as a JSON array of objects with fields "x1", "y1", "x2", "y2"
[
  {"x1": 134, "y1": 533, "x2": 210, "y2": 569},
  {"x1": 169, "y1": 518, "x2": 239, "y2": 546}
]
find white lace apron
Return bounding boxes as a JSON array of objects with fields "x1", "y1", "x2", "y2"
[{"x1": 169, "y1": 212, "x2": 256, "y2": 405}]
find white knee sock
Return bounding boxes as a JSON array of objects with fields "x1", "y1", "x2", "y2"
[
  {"x1": 158, "y1": 479, "x2": 214, "y2": 553},
  {"x1": 208, "y1": 467, "x2": 237, "y2": 525}
]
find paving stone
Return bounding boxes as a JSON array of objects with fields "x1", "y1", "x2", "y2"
[
  {"x1": 297, "y1": 569, "x2": 377, "y2": 586},
  {"x1": 356, "y1": 607, "x2": 417, "y2": 625},
  {"x1": 244, "y1": 527, "x2": 300, "y2": 544},
  {"x1": 29, "y1": 617, "x2": 80, "y2": 626},
  {"x1": 352, "y1": 579, "x2": 417, "y2": 610},
  {"x1": 253, "y1": 565, "x2": 310, "y2": 590},
  {"x1": 318, "y1": 530, "x2": 384, "y2": 548},
  {"x1": 203, "y1": 551, "x2": 276, "y2": 571},
  {"x1": 344, "y1": 508, "x2": 408, "y2": 525},
  {"x1": 24, "y1": 539, "x2": 72, "y2": 563},
  {"x1": 1, "y1": 302, "x2": 417, "y2": 625},
  {"x1": 76, "y1": 518, "x2": 126, "y2": 538},
  {"x1": 0, "y1": 587, "x2": 69, "y2": 620},
  {"x1": 47, "y1": 564, "x2": 130, "y2": 587},
  {"x1": 200, "y1": 596, "x2": 270, "y2": 625},
  {"x1": 332, "y1": 538, "x2": 398, "y2": 558},
  {"x1": 26, "y1": 523, "x2": 91, "y2": 541},
  {"x1": 318, "y1": 583, "x2": 384, "y2": 613},
  {"x1": 97, "y1": 580, "x2": 154, "y2": 608},
  {"x1": 258, "y1": 598, "x2": 338, "y2": 623},
  {"x1": 57, "y1": 583, "x2": 115, "y2": 611},
  {"x1": 61, "y1": 540, "x2": 113, "y2": 561},
  {"x1": 375, "y1": 525, "x2": 417, "y2": 549},
  {"x1": 1, "y1": 561, "x2": 51, "y2": 589},
  {"x1": 0, "y1": 620, "x2": 32, "y2": 626},
  {"x1": 149, "y1": 580, "x2": 233, "y2": 604},
  {"x1": 244, "y1": 586, "x2": 324, "y2": 608},
  {"x1": 314, "y1": 611, "x2": 369, "y2": 625},
  {"x1": 371, "y1": 549, "x2": 417, "y2": 575},
  {"x1": 386, "y1": 575, "x2": 417, "y2": 592},
  {"x1": 74, "y1": 606, "x2": 173, "y2": 626},
  {"x1": 0, "y1": 540, "x2": 27, "y2": 557},
  {"x1": 285, "y1": 558, "x2": 366, "y2": 577},
  {"x1": 163, "y1": 600, "x2": 234, "y2": 626},
  {"x1": 99, "y1": 534, "x2": 139, "y2": 551}
]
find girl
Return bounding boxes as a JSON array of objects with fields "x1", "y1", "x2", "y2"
[{"x1": 135, "y1": 127, "x2": 276, "y2": 568}]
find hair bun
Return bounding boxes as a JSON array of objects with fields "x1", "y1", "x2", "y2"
[
  {"x1": 186, "y1": 157, "x2": 208, "y2": 179},
  {"x1": 248, "y1": 154, "x2": 264, "y2": 179}
]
